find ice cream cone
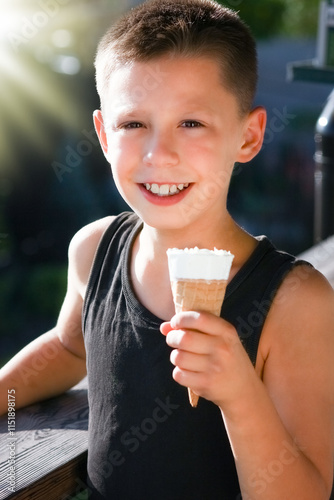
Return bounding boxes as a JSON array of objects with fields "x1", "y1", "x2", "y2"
[
  {"x1": 171, "y1": 278, "x2": 228, "y2": 406},
  {"x1": 167, "y1": 247, "x2": 234, "y2": 408},
  {"x1": 171, "y1": 279, "x2": 228, "y2": 316}
]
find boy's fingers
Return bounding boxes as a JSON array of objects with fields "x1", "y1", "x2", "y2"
[
  {"x1": 160, "y1": 322, "x2": 172, "y2": 336},
  {"x1": 170, "y1": 310, "x2": 230, "y2": 336},
  {"x1": 170, "y1": 349, "x2": 208, "y2": 372},
  {"x1": 166, "y1": 328, "x2": 206, "y2": 353},
  {"x1": 172, "y1": 366, "x2": 204, "y2": 392}
]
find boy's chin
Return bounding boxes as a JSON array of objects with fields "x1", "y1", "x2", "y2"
[{"x1": 134, "y1": 208, "x2": 199, "y2": 232}]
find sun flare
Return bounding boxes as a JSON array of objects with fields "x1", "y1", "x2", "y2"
[{"x1": 0, "y1": 0, "x2": 125, "y2": 172}]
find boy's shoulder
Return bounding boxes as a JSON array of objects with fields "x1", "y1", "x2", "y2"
[
  {"x1": 275, "y1": 263, "x2": 334, "y2": 315},
  {"x1": 68, "y1": 216, "x2": 116, "y2": 298},
  {"x1": 259, "y1": 263, "x2": 334, "y2": 365},
  {"x1": 69, "y1": 215, "x2": 115, "y2": 253}
]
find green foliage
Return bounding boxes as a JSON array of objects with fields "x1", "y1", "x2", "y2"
[
  {"x1": 219, "y1": 0, "x2": 320, "y2": 38},
  {"x1": 70, "y1": 491, "x2": 89, "y2": 500},
  {"x1": 282, "y1": 0, "x2": 320, "y2": 37},
  {"x1": 0, "y1": 264, "x2": 67, "y2": 336},
  {"x1": 237, "y1": 0, "x2": 287, "y2": 39},
  {"x1": 25, "y1": 265, "x2": 68, "y2": 316}
]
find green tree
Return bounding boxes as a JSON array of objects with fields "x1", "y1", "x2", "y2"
[
  {"x1": 219, "y1": 0, "x2": 321, "y2": 38},
  {"x1": 232, "y1": 0, "x2": 287, "y2": 38},
  {"x1": 282, "y1": 0, "x2": 320, "y2": 37}
]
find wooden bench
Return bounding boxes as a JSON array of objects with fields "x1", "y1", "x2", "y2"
[{"x1": 0, "y1": 378, "x2": 88, "y2": 500}]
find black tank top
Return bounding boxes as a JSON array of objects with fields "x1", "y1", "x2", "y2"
[{"x1": 83, "y1": 212, "x2": 310, "y2": 500}]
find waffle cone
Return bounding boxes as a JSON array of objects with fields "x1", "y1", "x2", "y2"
[{"x1": 171, "y1": 279, "x2": 228, "y2": 407}]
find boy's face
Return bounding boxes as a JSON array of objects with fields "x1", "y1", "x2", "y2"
[{"x1": 94, "y1": 56, "x2": 265, "y2": 232}]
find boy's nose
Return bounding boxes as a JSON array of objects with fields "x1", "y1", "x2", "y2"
[{"x1": 143, "y1": 131, "x2": 179, "y2": 168}]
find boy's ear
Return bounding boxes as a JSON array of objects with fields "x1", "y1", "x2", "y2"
[
  {"x1": 236, "y1": 106, "x2": 267, "y2": 164},
  {"x1": 93, "y1": 110, "x2": 109, "y2": 158}
]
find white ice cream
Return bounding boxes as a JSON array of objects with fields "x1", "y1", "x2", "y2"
[{"x1": 167, "y1": 247, "x2": 234, "y2": 281}]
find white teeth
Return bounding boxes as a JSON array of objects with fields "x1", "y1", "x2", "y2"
[
  {"x1": 160, "y1": 184, "x2": 170, "y2": 196},
  {"x1": 143, "y1": 183, "x2": 190, "y2": 196}
]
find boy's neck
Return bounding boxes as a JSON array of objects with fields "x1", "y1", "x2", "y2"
[
  {"x1": 138, "y1": 212, "x2": 252, "y2": 259},
  {"x1": 130, "y1": 213, "x2": 258, "y2": 320}
]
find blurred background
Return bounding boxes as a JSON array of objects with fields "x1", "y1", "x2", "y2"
[{"x1": 0, "y1": 0, "x2": 333, "y2": 363}]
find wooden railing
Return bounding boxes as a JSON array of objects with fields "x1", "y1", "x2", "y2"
[
  {"x1": 0, "y1": 378, "x2": 88, "y2": 500},
  {"x1": 1, "y1": 236, "x2": 334, "y2": 499}
]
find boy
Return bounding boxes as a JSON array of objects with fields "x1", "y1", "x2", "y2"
[{"x1": 1, "y1": 0, "x2": 333, "y2": 498}]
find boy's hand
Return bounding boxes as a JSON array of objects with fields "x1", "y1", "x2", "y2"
[{"x1": 160, "y1": 311, "x2": 256, "y2": 409}]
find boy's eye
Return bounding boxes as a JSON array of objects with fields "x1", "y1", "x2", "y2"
[
  {"x1": 181, "y1": 120, "x2": 203, "y2": 128},
  {"x1": 121, "y1": 122, "x2": 143, "y2": 130}
]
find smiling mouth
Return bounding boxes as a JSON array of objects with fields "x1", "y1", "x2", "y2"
[{"x1": 142, "y1": 183, "x2": 190, "y2": 196}]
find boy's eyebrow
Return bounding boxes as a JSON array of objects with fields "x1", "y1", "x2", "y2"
[
  {"x1": 107, "y1": 108, "x2": 147, "y2": 127},
  {"x1": 109, "y1": 103, "x2": 217, "y2": 120},
  {"x1": 113, "y1": 106, "x2": 146, "y2": 116}
]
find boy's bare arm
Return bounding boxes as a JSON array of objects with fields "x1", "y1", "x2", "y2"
[
  {"x1": 0, "y1": 327, "x2": 86, "y2": 416},
  {"x1": 0, "y1": 216, "x2": 114, "y2": 415},
  {"x1": 163, "y1": 265, "x2": 334, "y2": 499},
  {"x1": 225, "y1": 266, "x2": 334, "y2": 499}
]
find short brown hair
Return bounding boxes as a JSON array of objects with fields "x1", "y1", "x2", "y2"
[{"x1": 95, "y1": 0, "x2": 258, "y2": 116}]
